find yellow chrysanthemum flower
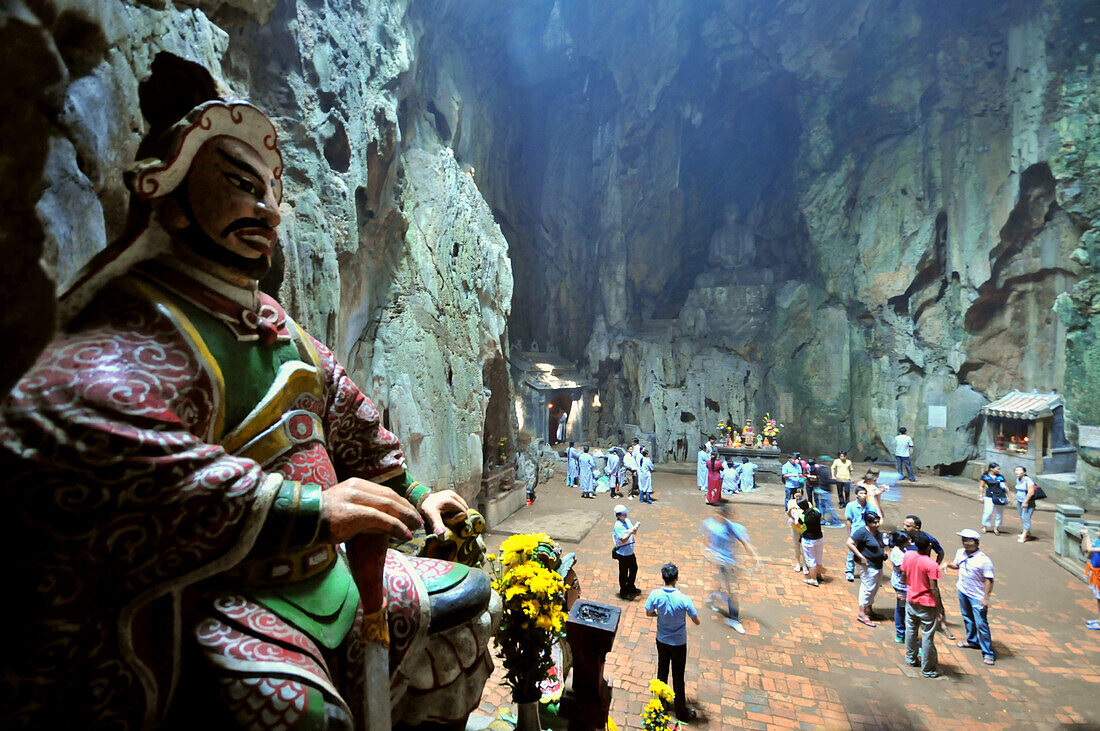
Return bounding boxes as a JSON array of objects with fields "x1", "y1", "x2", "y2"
[{"x1": 649, "y1": 678, "x2": 675, "y2": 703}]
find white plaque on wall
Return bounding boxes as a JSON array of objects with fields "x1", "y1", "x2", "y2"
[
  {"x1": 1080, "y1": 425, "x2": 1100, "y2": 449},
  {"x1": 779, "y1": 392, "x2": 793, "y2": 422},
  {"x1": 927, "y1": 405, "x2": 947, "y2": 429}
]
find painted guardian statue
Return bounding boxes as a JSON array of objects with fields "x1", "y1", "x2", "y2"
[{"x1": 0, "y1": 54, "x2": 498, "y2": 730}]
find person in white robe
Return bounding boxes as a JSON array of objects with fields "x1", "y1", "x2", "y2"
[
  {"x1": 696, "y1": 446, "x2": 709, "y2": 492},
  {"x1": 622, "y1": 447, "x2": 639, "y2": 499},
  {"x1": 738, "y1": 458, "x2": 759, "y2": 493},
  {"x1": 578, "y1": 446, "x2": 596, "y2": 497},
  {"x1": 721, "y1": 459, "x2": 740, "y2": 494},
  {"x1": 606, "y1": 448, "x2": 622, "y2": 498},
  {"x1": 565, "y1": 441, "x2": 580, "y2": 487},
  {"x1": 638, "y1": 449, "x2": 655, "y2": 503},
  {"x1": 555, "y1": 411, "x2": 568, "y2": 443}
]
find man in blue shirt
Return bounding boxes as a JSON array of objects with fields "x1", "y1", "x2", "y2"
[
  {"x1": 844, "y1": 486, "x2": 870, "y2": 582},
  {"x1": 782, "y1": 453, "x2": 805, "y2": 505},
  {"x1": 645, "y1": 563, "x2": 700, "y2": 721},
  {"x1": 612, "y1": 504, "x2": 641, "y2": 598}
]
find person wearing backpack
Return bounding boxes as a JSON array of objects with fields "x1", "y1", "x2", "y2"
[
  {"x1": 1013, "y1": 466, "x2": 1038, "y2": 543},
  {"x1": 978, "y1": 463, "x2": 1007, "y2": 536}
]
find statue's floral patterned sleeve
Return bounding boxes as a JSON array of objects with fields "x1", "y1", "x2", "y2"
[
  {"x1": 309, "y1": 334, "x2": 431, "y2": 508},
  {"x1": 0, "y1": 286, "x2": 281, "y2": 728}
]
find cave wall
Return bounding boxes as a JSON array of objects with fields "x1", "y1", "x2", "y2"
[
  {"x1": 1049, "y1": 0, "x2": 1100, "y2": 502},
  {"x1": 5, "y1": 0, "x2": 513, "y2": 501},
  {"x1": 6, "y1": 0, "x2": 1098, "y2": 494},
  {"x1": 416, "y1": 0, "x2": 1094, "y2": 476}
]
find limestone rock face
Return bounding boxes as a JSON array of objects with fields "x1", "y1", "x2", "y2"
[
  {"x1": 12, "y1": 0, "x2": 514, "y2": 498},
  {"x1": 0, "y1": 1, "x2": 65, "y2": 397},
  {"x1": 417, "y1": 0, "x2": 1095, "y2": 476},
  {"x1": 11, "y1": 0, "x2": 1099, "y2": 495}
]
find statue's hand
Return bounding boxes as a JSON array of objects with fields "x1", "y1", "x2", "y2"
[
  {"x1": 421, "y1": 490, "x2": 469, "y2": 536},
  {"x1": 319, "y1": 477, "x2": 423, "y2": 544}
]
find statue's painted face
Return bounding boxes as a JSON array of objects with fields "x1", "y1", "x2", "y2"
[{"x1": 181, "y1": 136, "x2": 282, "y2": 264}]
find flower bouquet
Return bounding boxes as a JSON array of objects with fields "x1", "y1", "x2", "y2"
[
  {"x1": 487, "y1": 533, "x2": 569, "y2": 703},
  {"x1": 760, "y1": 413, "x2": 782, "y2": 446},
  {"x1": 642, "y1": 679, "x2": 676, "y2": 731}
]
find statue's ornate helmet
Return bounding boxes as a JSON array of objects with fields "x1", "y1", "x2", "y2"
[
  {"x1": 127, "y1": 100, "x2": 283, "y2": 204},
  {"x1": 60, "y1": 53, "x2": 284, "y2": 321}
]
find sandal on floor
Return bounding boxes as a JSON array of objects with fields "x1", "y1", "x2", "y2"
[
  {"x1": 1086, "y1": 619, "x2": 1100, "y2": 630},
  {"x1": 956, "y1": 641, "x2": 979, "y2": 649},
  {"x1": 857, "y1": 617, "x2": 876, "y2": 627},
  {"x1": 942, "y1": 628, "x2": 957, "y2": 641},
  {"x1": 983, "y1": 656, "x2": 995, "y2": 665}
]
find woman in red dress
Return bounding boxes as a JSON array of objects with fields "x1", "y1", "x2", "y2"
[{"x1": 706, "y1": 454, "x2": 724, "y2": 505}]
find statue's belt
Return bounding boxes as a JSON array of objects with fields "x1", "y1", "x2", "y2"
[
  {"x1": 235, "y1": 408, "x2": 325, "y2": 468},
  {"x1": 233, "y1": 545, "x2": 338, "y2": 586},
  {"x1": 230, "y1": 408, "x2": 336, "y2": 585}
]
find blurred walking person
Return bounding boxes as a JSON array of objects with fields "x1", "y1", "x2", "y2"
[{"x1": 701, "y1": 503, "x2": 760, "y2": 634}]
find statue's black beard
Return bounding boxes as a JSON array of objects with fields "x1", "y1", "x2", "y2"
[{"x1": 176, "y1": 223, "x2": 272, "y2": 280}]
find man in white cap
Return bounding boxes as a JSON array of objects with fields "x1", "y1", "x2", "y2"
[
  {"x1": 612, "y1": 504, "x2": 641, "y2": 598},
  {"x1": 946, "y1": 528, "x2": 996, "y2": 665}
]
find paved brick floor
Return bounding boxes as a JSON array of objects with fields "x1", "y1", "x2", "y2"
[{"x1": 477, "y1": 466, "x2": 1099, "y2": 730}]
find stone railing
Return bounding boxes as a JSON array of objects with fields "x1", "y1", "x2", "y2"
[{"x1": 1051, "y1": 503, "x2": 1099, "y2": 580}]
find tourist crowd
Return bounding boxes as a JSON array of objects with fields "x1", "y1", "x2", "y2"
[{"x1": 558, "y1": 427, "x2": 1099, "y2": 721}]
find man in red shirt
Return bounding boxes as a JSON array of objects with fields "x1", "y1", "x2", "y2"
[{"x1": 901, "y1": 533, "x2": 943, "y2": 677}]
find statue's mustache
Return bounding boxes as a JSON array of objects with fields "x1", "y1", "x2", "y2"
[{"x1": 221, "y1": 217, "x2": 276, "y2": 238}]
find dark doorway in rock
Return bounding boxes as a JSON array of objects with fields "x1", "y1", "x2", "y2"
[{"x1": 549, "y1": 395, "x2": 571, "y2": 446}]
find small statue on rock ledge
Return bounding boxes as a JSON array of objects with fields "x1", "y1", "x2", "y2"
[{"x1": 0, "y1": 54, "x2": 499, "y2": 731}]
